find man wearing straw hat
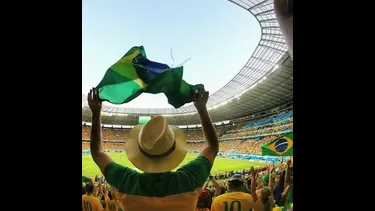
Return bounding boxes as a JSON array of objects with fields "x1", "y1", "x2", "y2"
[{"x1": 87, "y1": 86, "x2": 219, "y2": 211}]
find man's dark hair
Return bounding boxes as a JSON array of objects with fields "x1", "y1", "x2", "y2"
[
  {"x1": 86, "y1": 182, "x2": 94, "y2": 193},
  {"x1": 82, "y1": 184, "x2": 87, "y2": 195},
  {"x1": 220, "y1": 186, "x2": 226, "y2": 195},
  {"x1": 228, "y1": 180, "x2": 243, "y2": 190},
  {"x1": 197, "y1": 189, "x2": 212, "y2": 209}
]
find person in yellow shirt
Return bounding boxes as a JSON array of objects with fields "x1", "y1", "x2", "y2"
[
  {"x1": 101, "y1": 184, "x2": 119, "y2": 211},
  {"x1": 82, "y1": 182, "x2": 104, "y2": 211},
  {"x1": 211, "y1": 174, "x2": 256, "y2": 211}
]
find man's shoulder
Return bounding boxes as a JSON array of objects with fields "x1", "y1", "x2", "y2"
[
  {"x1": 82, "y1": 195, "x2": 100, "y2": 202},
  {"x1": 237, "y1": 192, "x2": 253, "y2": 200},
  {"x1": 104, "y1": 162, "x2": 143, "y2": 197},
  {"x1": 175, "y1": 156, "x2": 212, "y2": 185},
  {"x1": 212, "y1": 193, "x2": 226, "y2": 201},
  {"x1": 105, "y1": 162, "x2": 138, "y2": 182},
  {"x1": 176, "y1": 156, "x2": 211, "y2": 173},
  {"x1": 215, "y1": 192, "x2": 253, "y2": 201}
]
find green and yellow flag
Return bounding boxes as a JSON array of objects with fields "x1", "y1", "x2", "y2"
[
  {"x1": 261, "y1": 132, "x2": 293, "y2": 156},
  {"x1": 97, "y1": 46, "x2": 200, "y2": 108}
]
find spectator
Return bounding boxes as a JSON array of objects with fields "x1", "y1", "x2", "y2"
[
  {"x1": 196, "y1": 189, "x2": 212, "y2": 211},
  {"x1": 82, "y1": 182, "x2": 104, "y2": 211},
  {"x1": 259, "y1": 187, "x2": 275, "y2": 211},
  {"x1": 82, "y1": 183, "x2": 87, "y2": 195},
  {"x1": 87, "y1": 87, "x2": 219, "y2": 211},
  {"x1": 211, "y1": 174, "x2": 256, "y2": 211},
  {"x1": 273, "y1": 171, "x2": 285, "y2": 206}
]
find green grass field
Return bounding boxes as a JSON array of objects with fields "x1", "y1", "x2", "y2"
[{"x1": 82, "y1": 152, "x2": 267, "y2": 177}]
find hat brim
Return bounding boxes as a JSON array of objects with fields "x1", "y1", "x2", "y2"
[{"x1": 126, "y1": 125, "x2": 187, "y2": 173}]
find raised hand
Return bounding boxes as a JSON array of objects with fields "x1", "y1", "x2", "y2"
[
  {"x1": 87, "y1": 88, "x2": 102, "y2": 114},
  {"x1": 287, "y1": 159, "x2": 292, "y2": 167},
  {"x1": 268, "y1": 166, "x2": 273, "y2": 173},
  {"x1": 193, "y1": 86, "x2": 209, "y2": 111},
  {"x1": 250, "y1": 166, "x2": 256, "y2": 177}
]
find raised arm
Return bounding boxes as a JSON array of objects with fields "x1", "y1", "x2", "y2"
[
  {"x1": 268, "y1": 164, "x2": 274, "y2": 191},
  {"x1": 194, "y1": 87, "x2": 219, "y2": 165},
  {"x1": 250, "y1": 167, "x2": 258, "y2": 201},
  {"x1": 88, "y1": 88, "x2": 113, "y2": 174},
  {"x1": 284, "y1": 159, "x2": 292, "y2": 185},
  {"x1": 210, "y1": 175, "x2": 223, "y2": 196},
  {"x1": 202, "y1": 176, "x2": 210, "y2": 190}
]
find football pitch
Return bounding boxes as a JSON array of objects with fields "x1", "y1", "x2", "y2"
[{"x1": 82, "y1": 152, "x2": 267, "y2": 177}]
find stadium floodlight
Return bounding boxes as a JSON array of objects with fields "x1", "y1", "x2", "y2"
[{"x1": 270, "y1": 65, "x2": 279, "y2": 74}]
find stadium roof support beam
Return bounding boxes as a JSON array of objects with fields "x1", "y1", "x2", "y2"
[
  {"x1": 262, "y1": 26, "x2": 280, "y2": 29},
  {"x1": 255, "y1": 9, "x2": 274, "y2": 16},
  {"x1": 251, "y1": 56, "x2": 275, "y2": 65},
  {"x1": 262, "y1": 33, "x2": 283, "y2": 37},
  {"x1": 258, "y1": 44, "x2": 286, "y2": 54},
  {"x1": 218, "y1": 89, "x2": 233, "y2": 96},
  {"x1": 232, "y1": 78, "x2": 254, "y2": 86},
  {"x1": 248, "y1": 0, "x2": 268, "y2": 11},
  {"x1": 259, "y1": 18, "x2": 278, "y2": 23},
  {"x1": 262, "y1": 39, "x2": 286, "y2": 45}
]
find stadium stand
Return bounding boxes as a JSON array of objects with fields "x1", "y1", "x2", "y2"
[
  {"x1": 82, "y1": 110, "x2": 293, "y2": 155},
  {"x1": 82, "y1": 0, "x2": 294, "y2": 209}
]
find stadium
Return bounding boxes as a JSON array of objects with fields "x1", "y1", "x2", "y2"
[{"x1": 82, "y1": 0, "x2": 293, "y2": 210}]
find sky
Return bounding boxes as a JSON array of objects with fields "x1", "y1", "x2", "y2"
[{"x1": 82, "y1": 0, "x2": 260, "y2": 109}]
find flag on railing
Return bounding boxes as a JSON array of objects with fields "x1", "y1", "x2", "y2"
[
  {"x1": 261, "y1": 131, "x2": 293, "y2": 156},
  {"x1": 96, "y1": 46, "x2": 200, "y2": 108}
]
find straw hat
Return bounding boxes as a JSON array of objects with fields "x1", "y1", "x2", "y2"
[{"x1": 126, "y1": 116, "x2": 187, "y2": 173}]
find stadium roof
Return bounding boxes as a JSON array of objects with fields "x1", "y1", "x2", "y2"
[{"x1": 82, "y1": 0, "x2": 293, "y2": 125}]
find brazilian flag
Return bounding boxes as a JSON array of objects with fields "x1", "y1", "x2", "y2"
[
  {"x1": 261, "y1": 132, "x2": 293, "y2": 156},
  {"x1": 97, "y1": 46, "x2": 200, "y2": 108}
]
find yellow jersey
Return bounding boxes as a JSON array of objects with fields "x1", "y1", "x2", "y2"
[
  {"x1": 211, "y1": 191, "x2": 255, "y2": 211},
  {"x1": 104, "y1": 196, "x2": 119, "y2": 211},
  {"x1": 82, "y1": 194, "x2": 104, "y2": 211}
]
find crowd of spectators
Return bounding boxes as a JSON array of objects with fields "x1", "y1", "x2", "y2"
[{"x1": 82, "y1": 117, "x2": 292, "y2": 155}]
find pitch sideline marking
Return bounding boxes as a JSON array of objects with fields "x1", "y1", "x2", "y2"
[{"x1": 82, "y1": 165, "x2": 92, "y2": 171}]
